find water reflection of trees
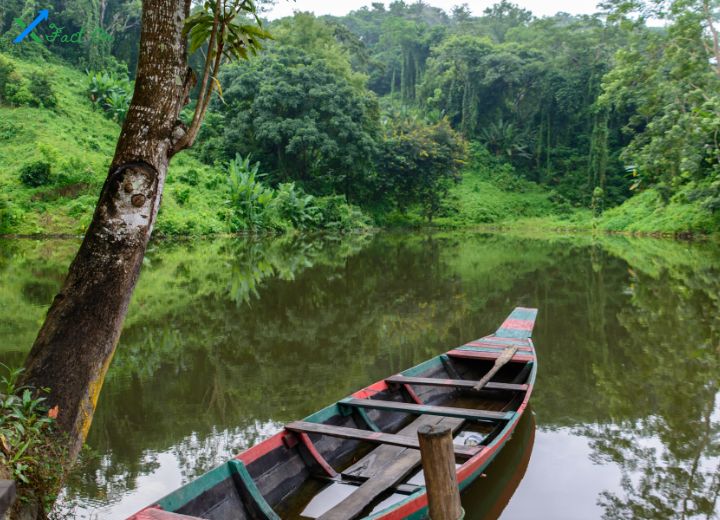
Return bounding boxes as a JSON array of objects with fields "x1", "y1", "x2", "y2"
[
  {"x1": 63, "y1": 232, "x2": 564, "y2": 505},
  {"x1": 578, "y1": 238, "x2": 720, "y2": 519},
  {"x1": 0, "y1": 238, "x2": 81, "y2": 363},
  {"x1": 5, "y1": 233, "x2": 720, "y2": 517},
  {"x1": 468, "y1": 235, "x2": 720, "y2": 519}
]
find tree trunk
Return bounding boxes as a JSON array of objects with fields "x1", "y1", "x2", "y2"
[{"x1": 20, "y1": 0, "x2": 193, "y2": 460}]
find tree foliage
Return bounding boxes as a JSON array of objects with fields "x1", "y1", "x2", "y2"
[
  {"x1": 3, "y1": 0, "x2": 720, "y2": 228},
  {"x1": 205, "y1": 44, "x2": 379, "y2": 200},
  {"x1": 599, "y1": 0, "x2": 720, "y2": 207},
  {"x1": 378, "y1": 115, "x2": 467, "y2": 220}
]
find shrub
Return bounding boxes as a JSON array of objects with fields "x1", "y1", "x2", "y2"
[
  {"x1": 0, "y1": 59, "x2": 50, "y2": 108},
  {"x1": 28, "y1": 72, "x2": 57, "y2": 108},
  {"x1": 86, "y1": 71, "x2": 132, "y2": 123},
  {"x1": 0, "y1": 120, "x2": 20, "y2": 141},
  {"x1": 104, "y1": 90, "x2": 130, "y2": 123},
  {"x1": 19, "y1": 161, "x2": 52, "y2": 187},
  {"x1": 223, "y1": 155, "x2": 371, "y2": 233},
  {"x1": 6, "y1": 83, "x2": 34, "y2": 106},
  {"x1": 174, "y1": 186, "x2": 191, "y2": 206},
  {"x1": 315, "y1": 195, "x2": 371, "y2": 231},
  {"x1": 0, "y1": 195, "x2": 21, "y2": 234},
  {"x1": 270, "y1": 183, "x2": 320, "y2": 230},
  {"x1": 0, "y1": 365, "x2": 67, "y2": 513},
  {"x1": 178, "y1": 168, "x2": 200, "y2": 186},
  {"x1": 0, "y1": 55, "x2": 16, "y2": 104}
]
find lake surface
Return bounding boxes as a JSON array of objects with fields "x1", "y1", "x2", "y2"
[{"x1": 1, "y1": 231, "x2": 719, "y2": 519}]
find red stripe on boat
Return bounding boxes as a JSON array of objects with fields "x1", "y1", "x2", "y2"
[
  {"x1": 499, "y1": 318, "x2": 535, "y2": 331},
  {"x1": 352, "y1": 380, "x2": 388, "y2": 399},
  {"x1": 135, "y1": 511, "x2": 204, "y2": 520},
  {"x1": 128, "y1": 506, "x2": 160, "y2": 520},
  {"x1": 236, "y1": 431, "x2": 288, "y2": 465},
  {"x1": 376, "y1": 493, "x2": 429, "y2": 519}
]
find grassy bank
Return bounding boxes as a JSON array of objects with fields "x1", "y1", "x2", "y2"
[
  {"x1": 0, "y1": 54, "x2": 230, "y2": 235},
  {"x1": 499, "y1": 186, "x2": 720, "y2": 238},
  {"x1": 432, "y1": 151, "x2": 719, "y2": 238}
]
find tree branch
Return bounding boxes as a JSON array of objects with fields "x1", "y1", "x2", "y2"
[{"x1": 173, "y1": 0, "x2": 222, "y2": 152}]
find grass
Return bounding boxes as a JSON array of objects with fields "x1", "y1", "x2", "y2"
[
  {"x1": 0, "y1": 53, "x2": 228, "y2": 236},
  {"x1": 436, "y1": 169, "x2": 560, "y2": 226},
  {"x1": 599, "y1": 188, "x2": 720, "y2": 235},
  {"x1": 503, "y1": 187, "x2": 719, "y2": 239}
]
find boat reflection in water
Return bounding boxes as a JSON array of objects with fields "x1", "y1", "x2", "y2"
[{"x1": 462, "y1": 407, "x2": 536, "y2": 519}]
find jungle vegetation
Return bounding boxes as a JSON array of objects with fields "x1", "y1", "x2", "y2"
[{"x1": 0, "y1": 0, "x2": 719, "y2": 235}]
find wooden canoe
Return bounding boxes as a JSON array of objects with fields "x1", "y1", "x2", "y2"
[{"x1": 129, "y1": 307, "x2": 538, "y2": 520}]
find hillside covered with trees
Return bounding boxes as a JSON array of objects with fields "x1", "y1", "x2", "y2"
[{"x1": 0, "y1": 0, "x2": 718, "y2": 235}]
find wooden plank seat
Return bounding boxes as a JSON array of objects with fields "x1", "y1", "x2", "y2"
[
  {"x1": 318, "y1": 450, "x2": 420, "y2": 520},
  {"x1": 285, "y1": 421, "x2": 480, "y2": 458},
  {"x1": 386, "y1": 375, "x2": 528, "y2": 392},
  {"x1": 339, "y1": 397, "x2": 514, "y2": 421}
]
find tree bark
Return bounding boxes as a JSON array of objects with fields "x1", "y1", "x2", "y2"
[{"x1": 20, "y1": 0, "x2": 193, "y2": 460}]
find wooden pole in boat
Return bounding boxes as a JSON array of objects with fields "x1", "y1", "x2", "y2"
[
  {"x1": 472, "y1": 346, "x2": 518, "y2": 391},
  {"x1": 417, "y1": 424, "x2": 464, "y2": 520}
]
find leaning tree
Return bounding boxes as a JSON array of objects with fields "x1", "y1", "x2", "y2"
[{"x1": 19, "y1": 0, "x2": 269, "y2": 460}]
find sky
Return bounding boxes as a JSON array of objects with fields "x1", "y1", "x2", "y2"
[{"x1": 264, "y1": 0, "x2": 604, "y2": 20}]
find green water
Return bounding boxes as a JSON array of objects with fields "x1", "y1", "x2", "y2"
[{"x1": 1, "y1": 231, "x2": 719, "y2": 519}]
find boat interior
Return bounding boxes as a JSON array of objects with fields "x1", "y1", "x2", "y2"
[{"x1": 158, "y1": 344, "x2": 535, "y2": 520}]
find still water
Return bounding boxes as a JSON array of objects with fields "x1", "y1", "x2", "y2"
[{"x1": 1, "y1": 231, "x2": 719, "y2": 519}]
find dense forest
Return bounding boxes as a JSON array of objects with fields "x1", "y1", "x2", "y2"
[{"x1": 0, "y1": 0, "x2": 719, "y2": 233}]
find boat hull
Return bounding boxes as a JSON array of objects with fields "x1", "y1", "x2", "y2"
[{"x1": 131, "y1": 307, "x2": 538, "y2": 520}]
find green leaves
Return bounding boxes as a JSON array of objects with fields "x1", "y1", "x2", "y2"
[
  {"x1": 0, "y1": 364, "x2": 66, "y2": 506},
  {"x1": 600, "y1": 0, "x2": 720, "y2": 196},
  {"x1": 183, "y1": 0, "x2": 271, "y2": 60},
  {"x1": 226, "y1": 154, "x2": 274, "y2": 231},
  {"x1": 86, "y1": 70, "x2": 132, "y2": 123},
  {"x1": 184, "y1": 10, "x2": 215, "y2": 55},
  {"x1": 223, "y1": 154, "x2": 367, "y2": 232},
  {"x1": 222, "y1": 20, "x2": 271, "y2": 61},
  {"x1": 214, "y1": 45, "x2": 379, "y2": 199},
  {"x1": 378, "y1": 116, "x2": 467, "y2": 220}
]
